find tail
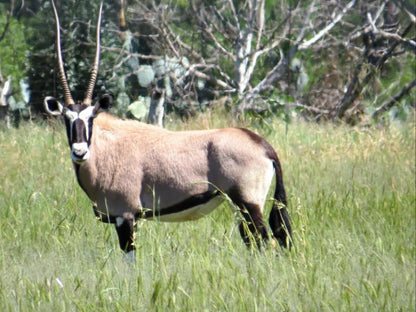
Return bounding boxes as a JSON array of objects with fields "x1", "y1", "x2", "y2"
[{"x1": 269, "y1": 157, "x2": 293, "y2": 248}]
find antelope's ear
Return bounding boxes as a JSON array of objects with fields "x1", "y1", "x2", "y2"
[
  {"x1": 44, "y1": 96, "x2": 64, "y2": 116},
  {"x1": 94, "y1": 93, "x2": 113, "y2": 115}
]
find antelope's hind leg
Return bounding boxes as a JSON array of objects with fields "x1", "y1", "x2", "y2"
[
  {"x1": 229, "y1": 164, "x2": 274, "y2": 249},
  {"x1": 115, "y1": 212, "x2": 136, "y2": 261},
  {"x1": 237, "y1": 202, "x2": 269, "y2": 249}
]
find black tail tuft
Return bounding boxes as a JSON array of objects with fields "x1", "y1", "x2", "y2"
[
  {"x1": 269, "y1": 204, "x2": 292, "y2": 248},
  {"x1": 269, "y1": 159, "x2": 292, "y2": 248}
]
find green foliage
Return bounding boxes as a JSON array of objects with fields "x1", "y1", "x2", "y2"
[
  {"x1": 0, "y1": 7, "x2": 28, "y2": 89},
  {"x1": 0, "y1": 114, "x2": 414, "y2": 310},
  {"x1": 176, "y1": 0, "x2": 191, "y2": 8}
]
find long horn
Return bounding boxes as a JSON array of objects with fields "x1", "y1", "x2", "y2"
[
  {"x1": 51, "y1": 0, "x2": 75, "y2": 106},
  {"x1": 84, "y1": 2, "x2": 103, "y2": 106}
]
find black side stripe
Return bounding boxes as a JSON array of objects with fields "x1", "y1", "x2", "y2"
[
  {"x1": 142, "y1": 190, "x2": 220, "y2": 219},
  {"x1": 92, "y1": 190, "x2": 220, "y2": 222}
]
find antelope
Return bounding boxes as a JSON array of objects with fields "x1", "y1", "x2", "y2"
[{"x1": 44, "y1": 1, "x2": 292, "y2": 260}]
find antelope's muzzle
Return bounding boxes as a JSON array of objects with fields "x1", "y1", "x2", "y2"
[{"x1": 71, "y1": 142, "x2": 90, "y2": 163}]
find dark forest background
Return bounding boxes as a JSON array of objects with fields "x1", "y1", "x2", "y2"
[{"x1": 0, "y1": 0, "x2": 415, "y2": 125}]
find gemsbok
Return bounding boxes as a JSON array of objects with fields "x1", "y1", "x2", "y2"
[{"x1": 44, "y1": 0, "x2": 292, "y2": 260}]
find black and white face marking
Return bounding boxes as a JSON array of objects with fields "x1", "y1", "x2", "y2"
[{"x1": 63, "y1": 104, "x2": 96, "y2": 164}]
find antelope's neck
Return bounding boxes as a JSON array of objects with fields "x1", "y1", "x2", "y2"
[{"x1": 72, "y1": 157, "x2": 97, "y2": 203}]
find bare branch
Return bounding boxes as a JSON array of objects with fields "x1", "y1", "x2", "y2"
[
  {"x1": 250, "y1": 45, "x2": 297, "y2": 95},
  {"x1": 174, "y1": 63, "x2": 233, "y2": 91},
  {"x1": 0, "y1": 0, "x2": 14, "y2": 42},
  {"x1": 226, "y1": 0, "x2": 240, "y2": 33},
  {"x1": 334, "y1": 23, "x2": 413, "y2": 119},
  {"x1": 294, "y1": 0, "x2": 316, "y2": 45},
  {"x1": 287, "y1": 101, "x2": 331, "y2": 115},
  {"x1": 372, "y1": 78, "x2": 416, "y2": 119},
  {"x1": 404, "y1": 8, "x2": 416, "y2": 24},
  {"x1": 255, "y1": 0, "x2": 265, "y2": 50},
  {"x1": 368, "y1": 13, "x2": 416, "y2": 52},
  {"x1": 240, "y1": 0, "x2": 265, "y2": 93},
  {"x1": 245, "y1": 0, "x2": 314, "y2": 97},
  {"x1": 191, "y1": 3, "x2": 236, "y2": 61},
  {"x1": 247, "y1": 0, "x2": 315, "y2": 96},
  {"x1": 299, "y1": 0, "x2": 356, "y2": 50}
]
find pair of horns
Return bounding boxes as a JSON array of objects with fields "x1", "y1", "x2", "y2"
[{"x1": 51, "y1": 0, "x2": 103, "y2": 106}]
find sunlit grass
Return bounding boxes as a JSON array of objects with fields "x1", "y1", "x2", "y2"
[{"x1": 0, "y1": 115, "x2": 414, "y2": 311}]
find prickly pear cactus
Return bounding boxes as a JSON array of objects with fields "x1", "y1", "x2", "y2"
[
  {"x1": 128, "y1": 96, "x2": 150, "y2": 120},
  {"x1": 137, "y1": 65, "x2": 155, "y2": 87}
]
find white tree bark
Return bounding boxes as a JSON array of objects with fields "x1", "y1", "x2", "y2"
[
  {"x1": 148, "y1": 89, "x2": 164, "y2": 127},
  {"x1": 0, "y1": 75, "x2": 11, "y2": 128}
]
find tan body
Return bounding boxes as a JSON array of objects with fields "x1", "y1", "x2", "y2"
[{"x1": 78, "y1": 113, "x2": 275, "y2": 222}]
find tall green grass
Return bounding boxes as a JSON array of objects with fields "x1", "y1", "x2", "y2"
[{"x1": 0, "y1": 115, "x2": 414, "y2": 311}]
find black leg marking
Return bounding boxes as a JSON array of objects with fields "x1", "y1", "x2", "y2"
[
  {"x1": 228, "y1": 188, "x2": 269, "y2": 249},
  {"x1": 269, "y1": 203, "x2": 292, "y2": 248},
  {"x1": 238, "y1": 203, "x2": 269, "y2": 249},
  {"x1": 115, "y1": 212, "x2": 135, "y2": 253}
]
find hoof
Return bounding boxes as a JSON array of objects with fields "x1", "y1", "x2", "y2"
[{"x1": 123, "y1": 250, "x2": 136, "y2": 263}]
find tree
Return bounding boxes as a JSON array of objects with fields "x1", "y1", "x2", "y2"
[
  {"x1": 123, "y1": 0, "x2": 358, "y2": 112},
  {"x1": 3, "y1": 0, "x2": 413, "y2": 122},
  {"x1": 333, "y1": 0, "x2": 416, "y2": 121},
  {"x1": 0, "y1": 0, "x2": 31, "y2": 125},
  {"x1": 117, "y1": 0, "x2": 414, "y2": 121},
  {"x1": 0, "y1": 0, "x2": 13, "y2": 126}
]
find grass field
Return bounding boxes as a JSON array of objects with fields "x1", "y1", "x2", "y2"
[{"x1": 0, "y1": 114, "x2": 414, "y2": 311}]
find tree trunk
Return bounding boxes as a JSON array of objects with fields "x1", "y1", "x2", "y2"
[
  {"x1": 0, "y1": 76, "x2": 11, "y2": 128},
  {"x1": 148, "y1": 89, "x2": 164, "y2": 128}
]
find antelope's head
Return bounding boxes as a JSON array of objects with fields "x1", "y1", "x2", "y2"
[{"x1": 44, "y1": 1, "x2": 112, "y2": 164}]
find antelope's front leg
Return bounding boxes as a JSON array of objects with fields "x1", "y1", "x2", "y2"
[{"x1": 115, "y1": 212, "x2": 136, "y2": 260}]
